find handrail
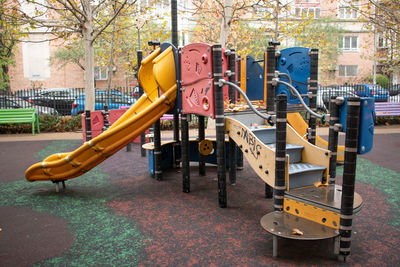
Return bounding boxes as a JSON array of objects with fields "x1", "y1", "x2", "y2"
[{"x1": 219, "y1": 79, "x2": 274, "y2": 126}]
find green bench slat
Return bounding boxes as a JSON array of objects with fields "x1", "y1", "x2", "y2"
[{"x1": 0, "y1": 109, "x2": 40, "y2": 135}]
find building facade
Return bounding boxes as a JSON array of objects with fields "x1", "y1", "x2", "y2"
[{"x1": 8, "y1": 0, "x2": 386, "y2": 91}]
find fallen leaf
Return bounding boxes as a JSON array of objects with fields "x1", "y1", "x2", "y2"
[{"x1": 292, "y1": 228, "x2": 303, "y2": 235}]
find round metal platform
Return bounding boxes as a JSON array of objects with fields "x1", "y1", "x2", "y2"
[{"x1": 260, "y1": 211, "x2": 339, "y2": 240}]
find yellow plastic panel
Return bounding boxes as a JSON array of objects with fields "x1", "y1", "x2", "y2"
[
  {"x1": 287, "y1": 112, "x2": 344, "y2": 162},
  {"x1": 240, "y1": 55, "x2": 246, "y2": 101},
  {"x1": 284, "y1": 198, "x2": 340, "y2": 229}
]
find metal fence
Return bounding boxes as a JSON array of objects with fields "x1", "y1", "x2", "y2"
[
  {"x1": 0, "y1": 87, "x2": 138, "y2": 116},
  {"x1": 317, "y1": 84, "x2": 400, "y2": 111},
  {"x1": 1, "y1": 84, "x2": 399, "y2": 116}
]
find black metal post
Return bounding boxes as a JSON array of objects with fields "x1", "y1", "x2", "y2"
[
  {"x1": 308, "y1": 48, "x2": 318, "y2": 145},
  {"x1": 266, "y1": 46, "x2": 276, "y2": 114},
  {"x1": 102, "y1": 105, "x2": 110, "y2": 131},
  {"x1": 154, "y1": 119, "x2": 162, "y2": 180},
  {"x1": 274, "y1": 95, "x2": 287, "y2": 211},
  {"x1": 85, "y1": 110, "x2": 92, "y2": 142},
  {"x1": 137, "y1": 50, "x2": 146, "y2": 157},
  {"x1": 236, "y1": 56, "x2": 244, "y2": 171},
  {"x1": 198, "y1": 115, "x2": 206, "y2": 176},
  {"x1": 181, "y1": 114, "x2": 190, "y2": 193},
  {"x1": 213, "y1": 44, "x2": 227, "y2": 208},
  {"x1": 339, "y1": 97, "x2": 361, "y2": 261},
  {"x1": 171, "y1": 0, "x2": 178, "y2": 47},
  {"x1": 328, "y1": 96, "x2": 340, "y2": 185},
  {"x1": 171, "y1": 0, "x2": 180, "y2": 157},
  {"x1": 228, "y1": 49, "x2": 237, "y2": 185}
]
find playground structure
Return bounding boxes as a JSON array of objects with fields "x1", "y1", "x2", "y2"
[{"x1": 25, "y1": 41, "x2": 376, "y2": 262}]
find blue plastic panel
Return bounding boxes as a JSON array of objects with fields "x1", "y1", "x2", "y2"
[
  {"x1": 246, "y1": 56, "x2": 264, "y2": 101},
  {"x1": 339, "y1": 97, "x2": 374, "y2": 154},
  {"x1": 277, "y1": 47, "x2": 310, "y2": 105}
]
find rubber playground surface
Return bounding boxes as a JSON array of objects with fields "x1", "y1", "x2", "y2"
[{"x1": 1, "y1": 130, "x2": 400, "y2": 266}]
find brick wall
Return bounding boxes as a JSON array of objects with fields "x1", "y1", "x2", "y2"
[{"x1": 8, "y1": 40, "x2": 133, "y2": 92}]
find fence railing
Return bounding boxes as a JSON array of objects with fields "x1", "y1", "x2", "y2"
[
  {"x1": 0, "y1": 87, "x2": 138, "y2": 116},
  {"x1": 1, "y1": 84, "x2": 399, "y2": 116}
]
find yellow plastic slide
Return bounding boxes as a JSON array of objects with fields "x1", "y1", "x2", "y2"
[
  {"x1": 25, "y1": 46, "x2": 177, "y2": 182},
  {"x1": 287, "y1": 112, "x2": 345, "y2": 162}
]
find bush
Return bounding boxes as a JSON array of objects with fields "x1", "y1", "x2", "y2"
[
  {"x1": 39, "y1": 114, "x2": 60, "y2": 132},
  {"x1": 376, "y1": 74, "x2": 390, "y2": 88},
  {"x1": 368, "y1": 74, "x2": 390, "y2": 88},
  {"x1": 40, "y1": 114, "x2": 82, "y2": 132}
]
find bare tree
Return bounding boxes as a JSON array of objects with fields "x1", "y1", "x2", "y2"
[
  {"x1": 191, "y1": 0, "x2": 260, "y2": 48},
  {"x1": 18, "y1": 0, "x2": 136, "y2": 110}
]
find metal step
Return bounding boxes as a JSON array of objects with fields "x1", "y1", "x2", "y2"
[
  {"x1": 266, "y1": 143, "x2": 304, "y2": 163},
  {"x1": 250, "y1": 127, "x2": 276, "y2": 144},
  {"x1": 288, "y1": 163, "x2": 326, "y2": 189},
  {"x1": 284, "y1": 184, "x2": 363, "y2": 215}
]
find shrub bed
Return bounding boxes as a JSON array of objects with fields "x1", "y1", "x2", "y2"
[{"x1": 0, "y1": 115, "x2": 82, "y2": 134}]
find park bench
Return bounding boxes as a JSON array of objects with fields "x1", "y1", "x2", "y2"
[
  {"x1": 0, "y1": 108, "x2": 40, "y2": 135},
  {"x1": 375, "y1": 102, "x2": 400, "y2": 117}
]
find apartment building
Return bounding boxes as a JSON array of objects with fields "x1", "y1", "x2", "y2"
[{"x1": 8, "y1": 0, "x2": 385, "y2": 91}]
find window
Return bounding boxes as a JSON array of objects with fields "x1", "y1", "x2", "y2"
[
  {"x1": 22, "y1": 35, "x2": 50, "y2": 80},
  {"x1": 296, "y1": 0, "x2": 320, "y2": 3},
  {"x1": 94, "y1": 67, "x2": 108, "y2": 80},
  {"x1": 377, "y1": 35, "x2": 388, "y2": 48},
  {"x1": 338, "y1": 65, "x2": 358, "y2": 77},
  {"x1": 339, "y1": 36, "x2": 358, "y2": 51},
  {"x1": 295, "y1": 7, "x2": 321, "y2": 18},
  {"x1": 338, "y1": 1, "x2": 359, "y2": 19}
]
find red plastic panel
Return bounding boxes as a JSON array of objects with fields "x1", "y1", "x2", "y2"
[
  {"x1": 81, "y1": 111, "x2": 104, "y2": 140},
  {"x1": 81, "y1": 110, "x2": 148, "y2": 143},
  {"x1": 181, "y1": 43, "x2": 215, "y2": 118},
  {"x1": 181, "y1": 43, "x2": 213, "y2": 85},
  {"x1": 181, "y1": 79, "x2": 216, "y2": 118},
  {"x1": 109, "y1": 109, "x2": 126, "y2": 125}
]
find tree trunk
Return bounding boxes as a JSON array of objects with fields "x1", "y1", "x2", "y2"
[
  {"x1": 106, "y1": 18, "x2": 117, "y2": 107},
  {"x1": 274, "y1": 0, "x2": 280, "y2": 41},
  {"x1": 219, "y1": 0, "x2": 232, "y2": 48},
  {"x1": 107, "y1": 19, "x2": 116, "y2": 91},
  {"x1": 82, "y1": 0, "x2": 95, "y2": 111}
]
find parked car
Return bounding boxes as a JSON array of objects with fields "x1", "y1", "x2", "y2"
[
  {"x1": 13, "y1": 90, "x2": 37, "y2": 101},
  {"x1": 71, "y1": 90, "x2": 136, "y2": 116},
  {"x1": 0, "y1": 95, "x2": 59, "y2": 116},
  {"x1": 321, "y1": 86, "x2": 358, "y2": 108},
  {"x1": 354, "y1": 84, "x2": 389, "y2": 102},
  {"x1": 130, "y1": 86, "x2": 140, "y2": 99},
  {"x1": 28, "y1": 88, "x2": 81, "y2": 115}
]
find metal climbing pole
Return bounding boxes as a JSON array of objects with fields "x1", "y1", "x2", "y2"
[
  {"x1": 339, "y1": 97, "x2": 361, "y2": 261},
  {"x1": 227, "y1": 49, "x2": 237, "y2": 185},
  {"x1": 213, "y1": 44, "x2": 227, "y2": 208},
  {"x1": 198, "y1": 115, "x2": 206, "y2": 176},
  {"x1": 307, "y1": 48, "x2": 318, "y2": 145},
  {"x1": 328, "y1": 96, "x2": 340, "y2": 185},
  {"x1": 274, "y1": 94, "x2": 287, "y2": 211},
  {"x1": 85, "y1": 110, "x2": 92, "y2": 142},
  {"x1": 137, "y1": 51, "x2": 146, "y2": 157}
]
